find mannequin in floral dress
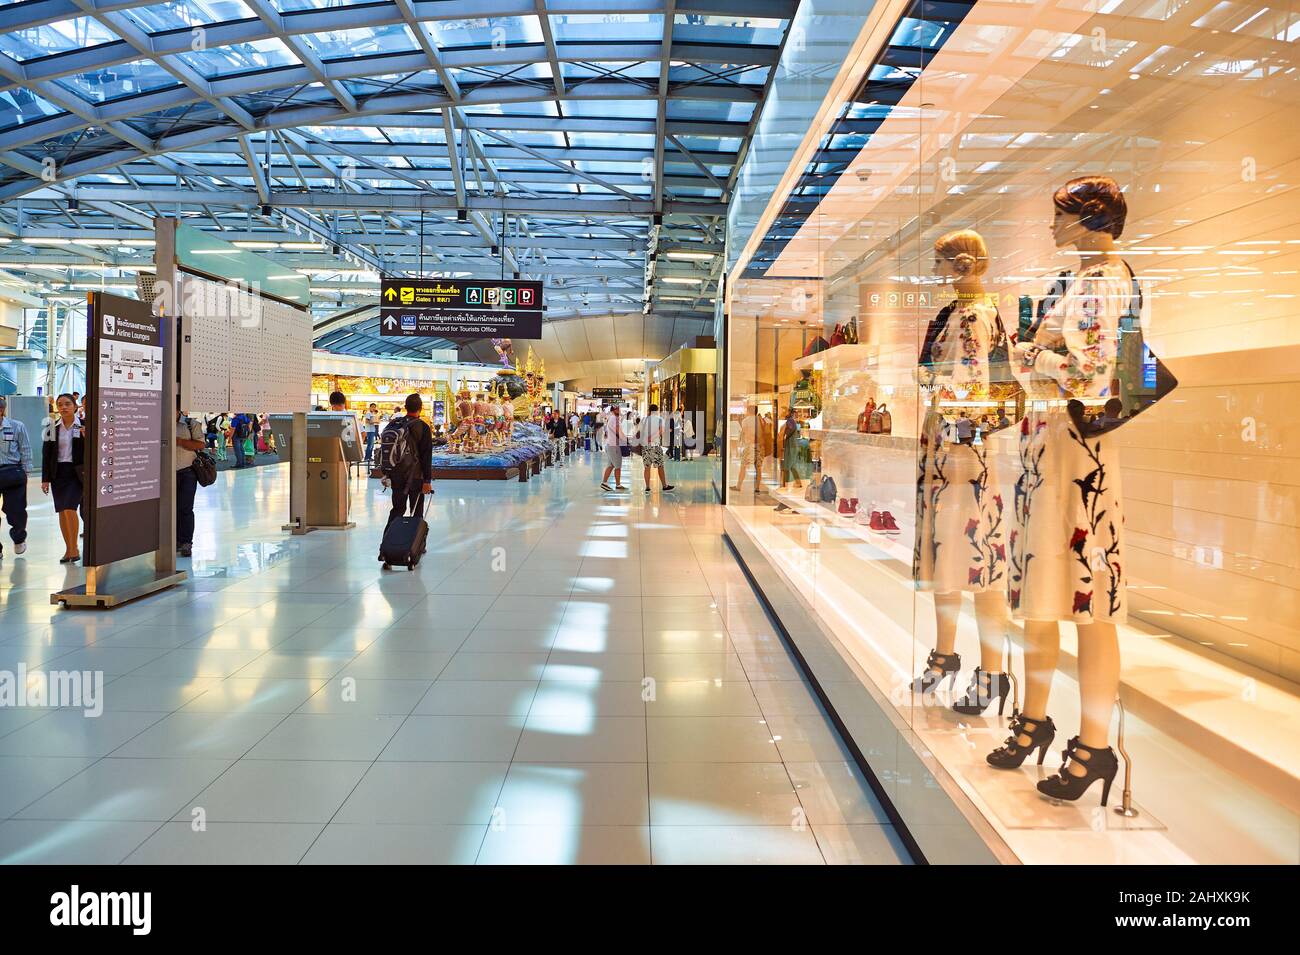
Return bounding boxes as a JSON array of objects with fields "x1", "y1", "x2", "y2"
[
  {"x1": 911, "y1": 229, "x2": 1015, "y2": 716},
  {"x1": 990, "y1": 175, "x2": 1174, "y2": 805}
]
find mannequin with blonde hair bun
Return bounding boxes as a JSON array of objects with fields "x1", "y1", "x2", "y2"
[{"x1": 911, "y1": 227, "x2": 1013, "y2": 718}]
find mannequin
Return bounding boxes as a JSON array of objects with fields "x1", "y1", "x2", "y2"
[
  {"x1": 991, "y1": 175, "x2": 1169, "y2": 805},
  {"x1": 912, "y1": 229, "x2": 1014, "y2": 716}
]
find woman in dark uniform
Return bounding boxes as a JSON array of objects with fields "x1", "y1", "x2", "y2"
[{"x1": 41, "y1": 393, "x2": 84, "y2": 563}]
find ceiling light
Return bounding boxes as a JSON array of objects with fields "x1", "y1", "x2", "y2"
[
  {"x1": 232, "y1": 241, "x2": 280, "y2": 250},
  {"x1": 665, "y1": 252, "x2": 715, "y2": 261},
  {"x1": 660, "y1": 277, "x2": 701, "y2": 285},
  {"x1": 72, "y1": 238, "x2": 121, "y2": 246},
  {"x1": 281, "y1": 242, "x2": 322, "y2": 250},
  {"x1": 26, "y1": 238, "x2": 72, "y2": 246}
]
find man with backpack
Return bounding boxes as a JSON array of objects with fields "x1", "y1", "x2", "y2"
[
  {"x1": 380, "y1": 393, "x2": 433, "y2": 531},
  {"x1": 230, "y1": 412, "x2": 250, "y2": 468}
]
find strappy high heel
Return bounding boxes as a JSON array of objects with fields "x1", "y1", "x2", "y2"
[
  {"x1": 912, "y1": 650, "x2": 960, "y2": 696},
  {"x1": 986, "y1": 713, "x2": 1055, "y2": 769},
  {"x1": 952, "y1": 668, "x2": 1012, "y2": 716},
  {"x1": 1037, "y1": 737, "x2": 1119, "y2": 805}
]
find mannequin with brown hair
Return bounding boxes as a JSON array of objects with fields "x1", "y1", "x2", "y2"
[
  {"x1": 911, "y1": 229, "x2": 1013, "y2": 716},
  {"x1": 991, "y1": 175, "x2": 1158, "y2": 805}
]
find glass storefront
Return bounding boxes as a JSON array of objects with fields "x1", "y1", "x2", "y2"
[{"x1": 723, "y1": 0, "x2": 1300, "y2": 863}]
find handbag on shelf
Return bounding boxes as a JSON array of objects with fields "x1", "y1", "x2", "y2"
[
  {"x1": 805, "y1": 472, "x2": 823, "y2": 503},
  {"x1": 820, "y1": 474, "x2": 837, "y2": 504},
  {"x1": 802, "y1": 336, "x2": 830, "y2": 358},
  {"x1": 878, "y1": 405, "x2": 892, "y2": 435}
]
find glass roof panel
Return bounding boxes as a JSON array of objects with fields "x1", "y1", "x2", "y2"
[
  {"x1": 175, "y1": 37, "x2": 298, "y2": 78},
  {"x1": 666, "y1": 101, "x2": 755, "y2": 122},
  {"x1": 428, "y1": 16, "x2": 545, "y2": 49},
  {"x1": 569, "y1": 132, "x2": 656, "y2": 150},
  {"x1": 55, "y1": 61, "x2": 181, "y2": 104},
  {"x1": 672, "y1": 13, "x2": 787, "y2": 45},
  {"x1": 0, "y1": 18, "x2": 121, "y2": 62},
  {"x1": 563, "y1": 100, "x2": 657, "y2": 119},
  {"x1": 549, "y1": 13, "x2": 664, "y2": 43},
  {"x1": 123, "y1": 0, "x2": 255, "y2": 33},
  {"x1": 0, "y1": 89, "x2": 63, "y2": 130},
  {"x1": 303, "y1": 24, "x2": 418, "y2": 60}
]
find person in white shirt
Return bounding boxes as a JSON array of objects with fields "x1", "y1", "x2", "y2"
[
  {"x1": 639, "y1": 403, "x2": 674, "y2": 493},
  {"x1": 593, "y1": 409, "x2": 605, "y2": 451},
  {"x1": 599, "y1": 405, "x2": 626, "y2": 491},
  {"x1": 364, "y1": 403, "x2": 381, "y2": 463}
]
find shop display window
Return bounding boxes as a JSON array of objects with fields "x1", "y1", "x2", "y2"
[{"x1": 723, "y1": 0, "x2": 1300, "y2": 863}]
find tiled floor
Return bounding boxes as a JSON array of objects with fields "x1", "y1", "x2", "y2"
[{"x1": 0, "y1": 452, "x2": 908, "y2": 864}]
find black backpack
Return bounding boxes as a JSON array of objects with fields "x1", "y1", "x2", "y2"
[{"x1": 378, "y1": 417, "x2": 417, "y2": 483}]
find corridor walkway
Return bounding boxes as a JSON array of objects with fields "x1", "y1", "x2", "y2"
[{"x1": 0, "y1": 452, "x2": 907, "y2": 864}]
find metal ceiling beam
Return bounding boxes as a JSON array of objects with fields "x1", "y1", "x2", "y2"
[
  {"x1": 241, "y1": 0, "x2": 358, "y2": 112},
  {"x1": 17, "y1": 187, "x2": 729, "y2": 217}
]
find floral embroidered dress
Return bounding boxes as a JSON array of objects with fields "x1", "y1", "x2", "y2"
[
  {"x1": 1009, "y1": 260, "x2": 1133, "y2": 623},
  {"x1": 913, "y1": 297, "x2": 1007, "y2": 593}
]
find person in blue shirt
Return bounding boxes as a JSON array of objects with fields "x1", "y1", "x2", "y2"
[
  {"x1": 230, "y1": 412, "x2": 250, "y2": 468},
  {"x1": 0, "y1": 395, "x2": 34, "y2": 558}
]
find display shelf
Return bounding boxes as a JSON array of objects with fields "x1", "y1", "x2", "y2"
[
  {"x1": 792, "y1": 342, "x2": 876, "y2": 371},
  {"x1": 768, "y1": 485, "x2": 915, "y2": 566}
]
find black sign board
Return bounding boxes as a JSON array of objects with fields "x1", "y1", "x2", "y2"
[
  {"x1": 591, "y1": 388, "x2": 624, "y2": 398},
  {"x1": 85, "y1": 291, "x2": 164, "y2": 567},
  {"x1": 380, "y1": 277, "x2": 543, "y2": 340}
]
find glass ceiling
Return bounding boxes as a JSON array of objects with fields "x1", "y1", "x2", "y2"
[{"x1": 0, "y1": 0, "x2": 794, "y2": 355}]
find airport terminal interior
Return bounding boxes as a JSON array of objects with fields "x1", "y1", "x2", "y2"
[{"x1": 0, "y1": 0, "x2": 1297, "y2": 866}]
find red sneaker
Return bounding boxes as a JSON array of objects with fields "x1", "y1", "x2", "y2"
[
  {"x1": 881, "y1": 511, "x2": 901, "y2": 535},
  {"x1": 838, "y1": 498, "x2": 853, "y2": 515},
  {"x1": 869, "y1": 510, "x2": 886, "y2": 532}
]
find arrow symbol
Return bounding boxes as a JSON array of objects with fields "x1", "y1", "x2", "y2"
[
  {"x1": 383, "y1": 316, "x2": 397, "y2": 329},
  {"x1": 383, "y1": 288, "x2": 396, "y2": 301}
]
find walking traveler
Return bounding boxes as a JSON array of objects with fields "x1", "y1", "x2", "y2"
[
  {"x1": 0, "y1": 394, "x2": 33, "y2": 559},
  {"x1": 383, "y1": 393, "x2": 434, "y2": 530},
  {"x1": 364, "y1": 403, "x2": 381, "y2": 463}
]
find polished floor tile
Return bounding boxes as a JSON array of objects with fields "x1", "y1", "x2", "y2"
[{"x1": 0, "y1": 458, "x2": 893, "y2": 864}]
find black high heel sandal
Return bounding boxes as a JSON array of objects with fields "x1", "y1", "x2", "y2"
[
  {"x1": 952, "y1": 668, "x2": 1012, "y2": 716},
  {"x1": 986, "y1": 713, "x2": 1056, "y2": 769},
  {"x1": 1037, "y1": 737, "x2": 1119, "y2": 806},
  {"x1": 911, "y1": 650, "x2": 961, "y2": 696}
]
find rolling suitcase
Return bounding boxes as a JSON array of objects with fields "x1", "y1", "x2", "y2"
[{"x1": 379, "y1": 494, "x2": 429, "y2": 570}]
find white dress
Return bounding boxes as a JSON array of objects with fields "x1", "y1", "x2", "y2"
[
  {"x1": 1009, "y1": 260, "x2": 1133, "y2": 624},
  {"x1": 913, "y1": 297, "x2": 1008, "y2": 593}
]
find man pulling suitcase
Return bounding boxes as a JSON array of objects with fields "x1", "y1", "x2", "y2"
[{"x1": 379, "y1": 393, "x2": 434, "y2": 569}]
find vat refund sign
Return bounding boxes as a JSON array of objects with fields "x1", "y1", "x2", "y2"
[{"x1": 380, "y1": 278, "x2": 543, "y2": 340}]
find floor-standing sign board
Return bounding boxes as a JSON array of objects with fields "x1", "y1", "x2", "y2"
[
  {"x1": 379, "y1": 277, "x2": 543, "y2": 339},
  {"x1": 85, "y1": 291, "x2": 164, "y2": 567}
]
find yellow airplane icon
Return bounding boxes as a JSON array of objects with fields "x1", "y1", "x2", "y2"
[{"x1": 400, "y1": 287, "x2": 415, "y2": 304}]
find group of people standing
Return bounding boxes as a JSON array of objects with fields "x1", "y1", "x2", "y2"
[
  {"x1": 596, "y1": 403, "x2": 676, "y2": 494},
  {"x1": 203, "y1": 411, "x2": 273, "y2": 468}
]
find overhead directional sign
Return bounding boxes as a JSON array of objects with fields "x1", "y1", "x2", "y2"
[{"x1": 380, "y1": 277, "x2": 543, "y2": 340}]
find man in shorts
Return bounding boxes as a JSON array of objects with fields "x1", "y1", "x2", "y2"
[
  {"x1": 639, "y1": 403, "x2": 674, "y2": 493},
  {"x1": 599, "y1": 404, "x2": 626, "y2": 492}
]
